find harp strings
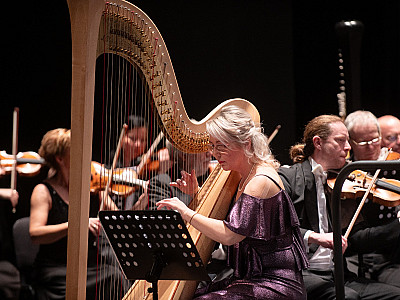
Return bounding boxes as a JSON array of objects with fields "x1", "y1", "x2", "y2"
[
  {"x1": 94, "y1": 4, "x2": 176, "y2": 298},
  {"x1": 91, "y1": 3, "x2": 219, "y2": 299}
]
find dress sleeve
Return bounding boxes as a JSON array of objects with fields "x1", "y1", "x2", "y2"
[
  {"x1": 223, "y1": 192, "x2": 291, "y2": 241},
  {"x1": 224, "y1": 192, "x2": 309, "y2": 270}
]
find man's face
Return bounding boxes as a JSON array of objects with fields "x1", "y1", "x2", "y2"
[
  {"x1": 319, "y1": 122, "x2": 351, "y2": 170},
  {"x1": 349, "y1": 123, "x2": 381, "y2": 161},
  {"x1": 380, "y1": 118, "x2": 400, "y2": 153}
]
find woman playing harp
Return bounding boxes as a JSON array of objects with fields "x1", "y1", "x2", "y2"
[
  {"x1": 66, "y1": 0, "x2": 271, "y2": 299},
  {"x1": 157, "y1": 106, "x2": 309, "y2": 300}
]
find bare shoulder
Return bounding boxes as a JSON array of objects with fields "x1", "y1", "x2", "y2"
[
  {"x1": 32, "y1": 183, "x2": 50, "y2": 194},
  {"x1": 244, "y1": 166, "x2": 283, "y2": 199},
  {"x1": 31, "y1": 183, "x2": 51, "y2": 204}
]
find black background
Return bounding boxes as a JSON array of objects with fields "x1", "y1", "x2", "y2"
[{"x1": 1, "y1": 0, "x2": 399, "y2": 218}]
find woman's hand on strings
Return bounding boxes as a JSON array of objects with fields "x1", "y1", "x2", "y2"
[
  {"x1": 156, "y1": 197, "x2": 193, "y2": 220},
  {"x1": 170, "y1": 169, "x2": 199, "y2": 197}
]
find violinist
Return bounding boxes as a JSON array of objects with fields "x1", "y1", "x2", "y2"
[
  {"x1": 345, "y1": 110, "x2": 385, "y2": 161},
  {"x1": 102, "y1": 115, "x2": 149, "y2": 210},
  {"x1": 29, "y1": 129, "x2": 120, "y2": 300},
  {"x1": 344, "y1": 110, "x2": 400, "y2": 289},
  {"x1": 119, "y1": 115, "x2": 148, "y2": 168},
  {"x1": 278, "y1": 114, "x2": 400, "y2": 299}
]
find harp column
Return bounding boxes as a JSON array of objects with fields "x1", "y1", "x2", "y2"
[{"x1": 66, "y1": 0, "x2": 103, "y2": 299}]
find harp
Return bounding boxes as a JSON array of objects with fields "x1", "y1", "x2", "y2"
[{"x1": 66, "y1": 0, "x2": 259, "y2": 299}]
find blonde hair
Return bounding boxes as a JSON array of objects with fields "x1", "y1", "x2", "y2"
[
  {"x1": 206, "y1": 105, "x2": 279, "y2": 169},
  {"x1": 39, "y1": 128, "x2": 71, "y2": 170},
  {"x1": 290, "y1": 115, "x2": 343, "y2": 163}
]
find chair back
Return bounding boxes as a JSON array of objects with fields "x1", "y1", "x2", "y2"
[{"x1": 13, "y1": 217, "x2": 39, "y2": 271}]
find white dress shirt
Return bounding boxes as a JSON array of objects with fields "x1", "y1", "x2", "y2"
[{"x1": 306, "y1": 157, "x2": 334, "y2": 270}]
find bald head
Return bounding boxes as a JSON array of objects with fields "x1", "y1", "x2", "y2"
[{"x1": 378, "y1": 115, "x2": 400, "y2": 152}]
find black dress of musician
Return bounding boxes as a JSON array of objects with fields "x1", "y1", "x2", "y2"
[{"x1": 29, "y1": 129, "x2": 119, "y2": 300}]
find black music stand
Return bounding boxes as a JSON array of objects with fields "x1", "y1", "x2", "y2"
[{"x1": 99, "y1": 210, "x2": 209, "y2": 300}]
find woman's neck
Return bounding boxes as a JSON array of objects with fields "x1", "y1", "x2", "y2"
[
  {"x1": 238, "y1": 162, "x2": 257, "y2": 192},
  {"x1": 49, "y1": 170, "x2": 69, "y2": 189}
]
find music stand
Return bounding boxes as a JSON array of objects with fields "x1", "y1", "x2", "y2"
[{"x1": 99, "y1": 210, "x2": 209, "y2": 300}]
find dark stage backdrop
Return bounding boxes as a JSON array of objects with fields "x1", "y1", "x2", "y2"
[{"x1": 1, "y1": 0, "x2": 399, "y2": 218}]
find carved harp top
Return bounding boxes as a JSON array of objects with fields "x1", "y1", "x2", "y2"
[
  {"x1": 95, "y1": 1, "x2": 259, "y2": 153},
  {"x1": 66, "y1": 1, "x2": 259, "y2": 299}
]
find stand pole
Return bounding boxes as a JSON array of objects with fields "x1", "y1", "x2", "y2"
[{"x1": 147, "y1": 252, "x2": 166, "y2": 300}]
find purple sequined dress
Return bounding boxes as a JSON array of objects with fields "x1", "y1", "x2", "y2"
[{"x1": 194, "y1": 178, "x2": 309, "y2": 300}]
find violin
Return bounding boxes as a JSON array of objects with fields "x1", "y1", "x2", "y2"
[
  {"x1": 0, "y1": 150, "x2": 45, "y2": 177},
  {"x1": 90, "y1": 161, "x2": 146, "y2": 196},
  {"x1": 327, "y1": 149, "x2": 400, "y2": 207},
  {"x1": 327, "y1": 170, "x2": 400, "y2": 207},
  {"x1": 386, "y1": 150, "x2": 400, "y2": 161}
]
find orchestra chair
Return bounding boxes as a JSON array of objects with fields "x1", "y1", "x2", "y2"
[{"x1": 13, "y1": 217, "x2": 39, "y2": 300}]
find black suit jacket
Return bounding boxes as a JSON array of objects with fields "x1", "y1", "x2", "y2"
[{"x1": 278, "y1": 160, "x2": 333, "y2": 258}]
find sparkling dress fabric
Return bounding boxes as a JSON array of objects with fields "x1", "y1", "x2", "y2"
[{"x1": 194, "y1": 179, "x2": 309, "y2": 300}]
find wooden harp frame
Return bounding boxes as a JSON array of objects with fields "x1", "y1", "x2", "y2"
[{"x1": 66, "y1": 0, "x2": 260, "y2": 299}]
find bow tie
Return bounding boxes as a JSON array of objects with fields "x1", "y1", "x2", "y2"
[{"x1": 312, "y1": 164, "x2": 327, "y2": 184}]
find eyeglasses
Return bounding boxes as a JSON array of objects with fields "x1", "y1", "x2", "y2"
[
  {"x1": 386, "y1": 134, "x2": 400, "y2": 143},
  {"x1": 207, "y1": 143, "x2": 228, "y2": 154},
  {"x1": 350, "y1": 136, "x2": 381, "y2": 146}
]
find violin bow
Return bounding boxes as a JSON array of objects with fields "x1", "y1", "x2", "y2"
[
  {"x1": 136, "y1": 130, "x2": 164, "y2": 175},
  {"x1": 344, "y1": 168, "x2": 381, "y2": 238},
  {"x1": 100, "y1": 124, "x2": 127, "y2": 211},
  {"x1": 344, "y1": 148, "x2": 400, "y2": 238},
  {"x1": 266, "y1": 125, "x2": 281, "y2": 145},
  {"x1": 10, "y1": 107, "x2": 19, "y2": 213}
]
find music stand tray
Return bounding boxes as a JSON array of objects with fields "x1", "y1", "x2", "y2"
[{"x1": 99, "y1": 210, "x2": 209, "y2": 298}]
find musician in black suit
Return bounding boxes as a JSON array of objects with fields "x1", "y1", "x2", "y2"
[
  {"x1": 278, "y1": 114, "x2": 400, "y2": 299},
  {"x1": 344, "y1": 110, "x2": 400, "y2": 288}
]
